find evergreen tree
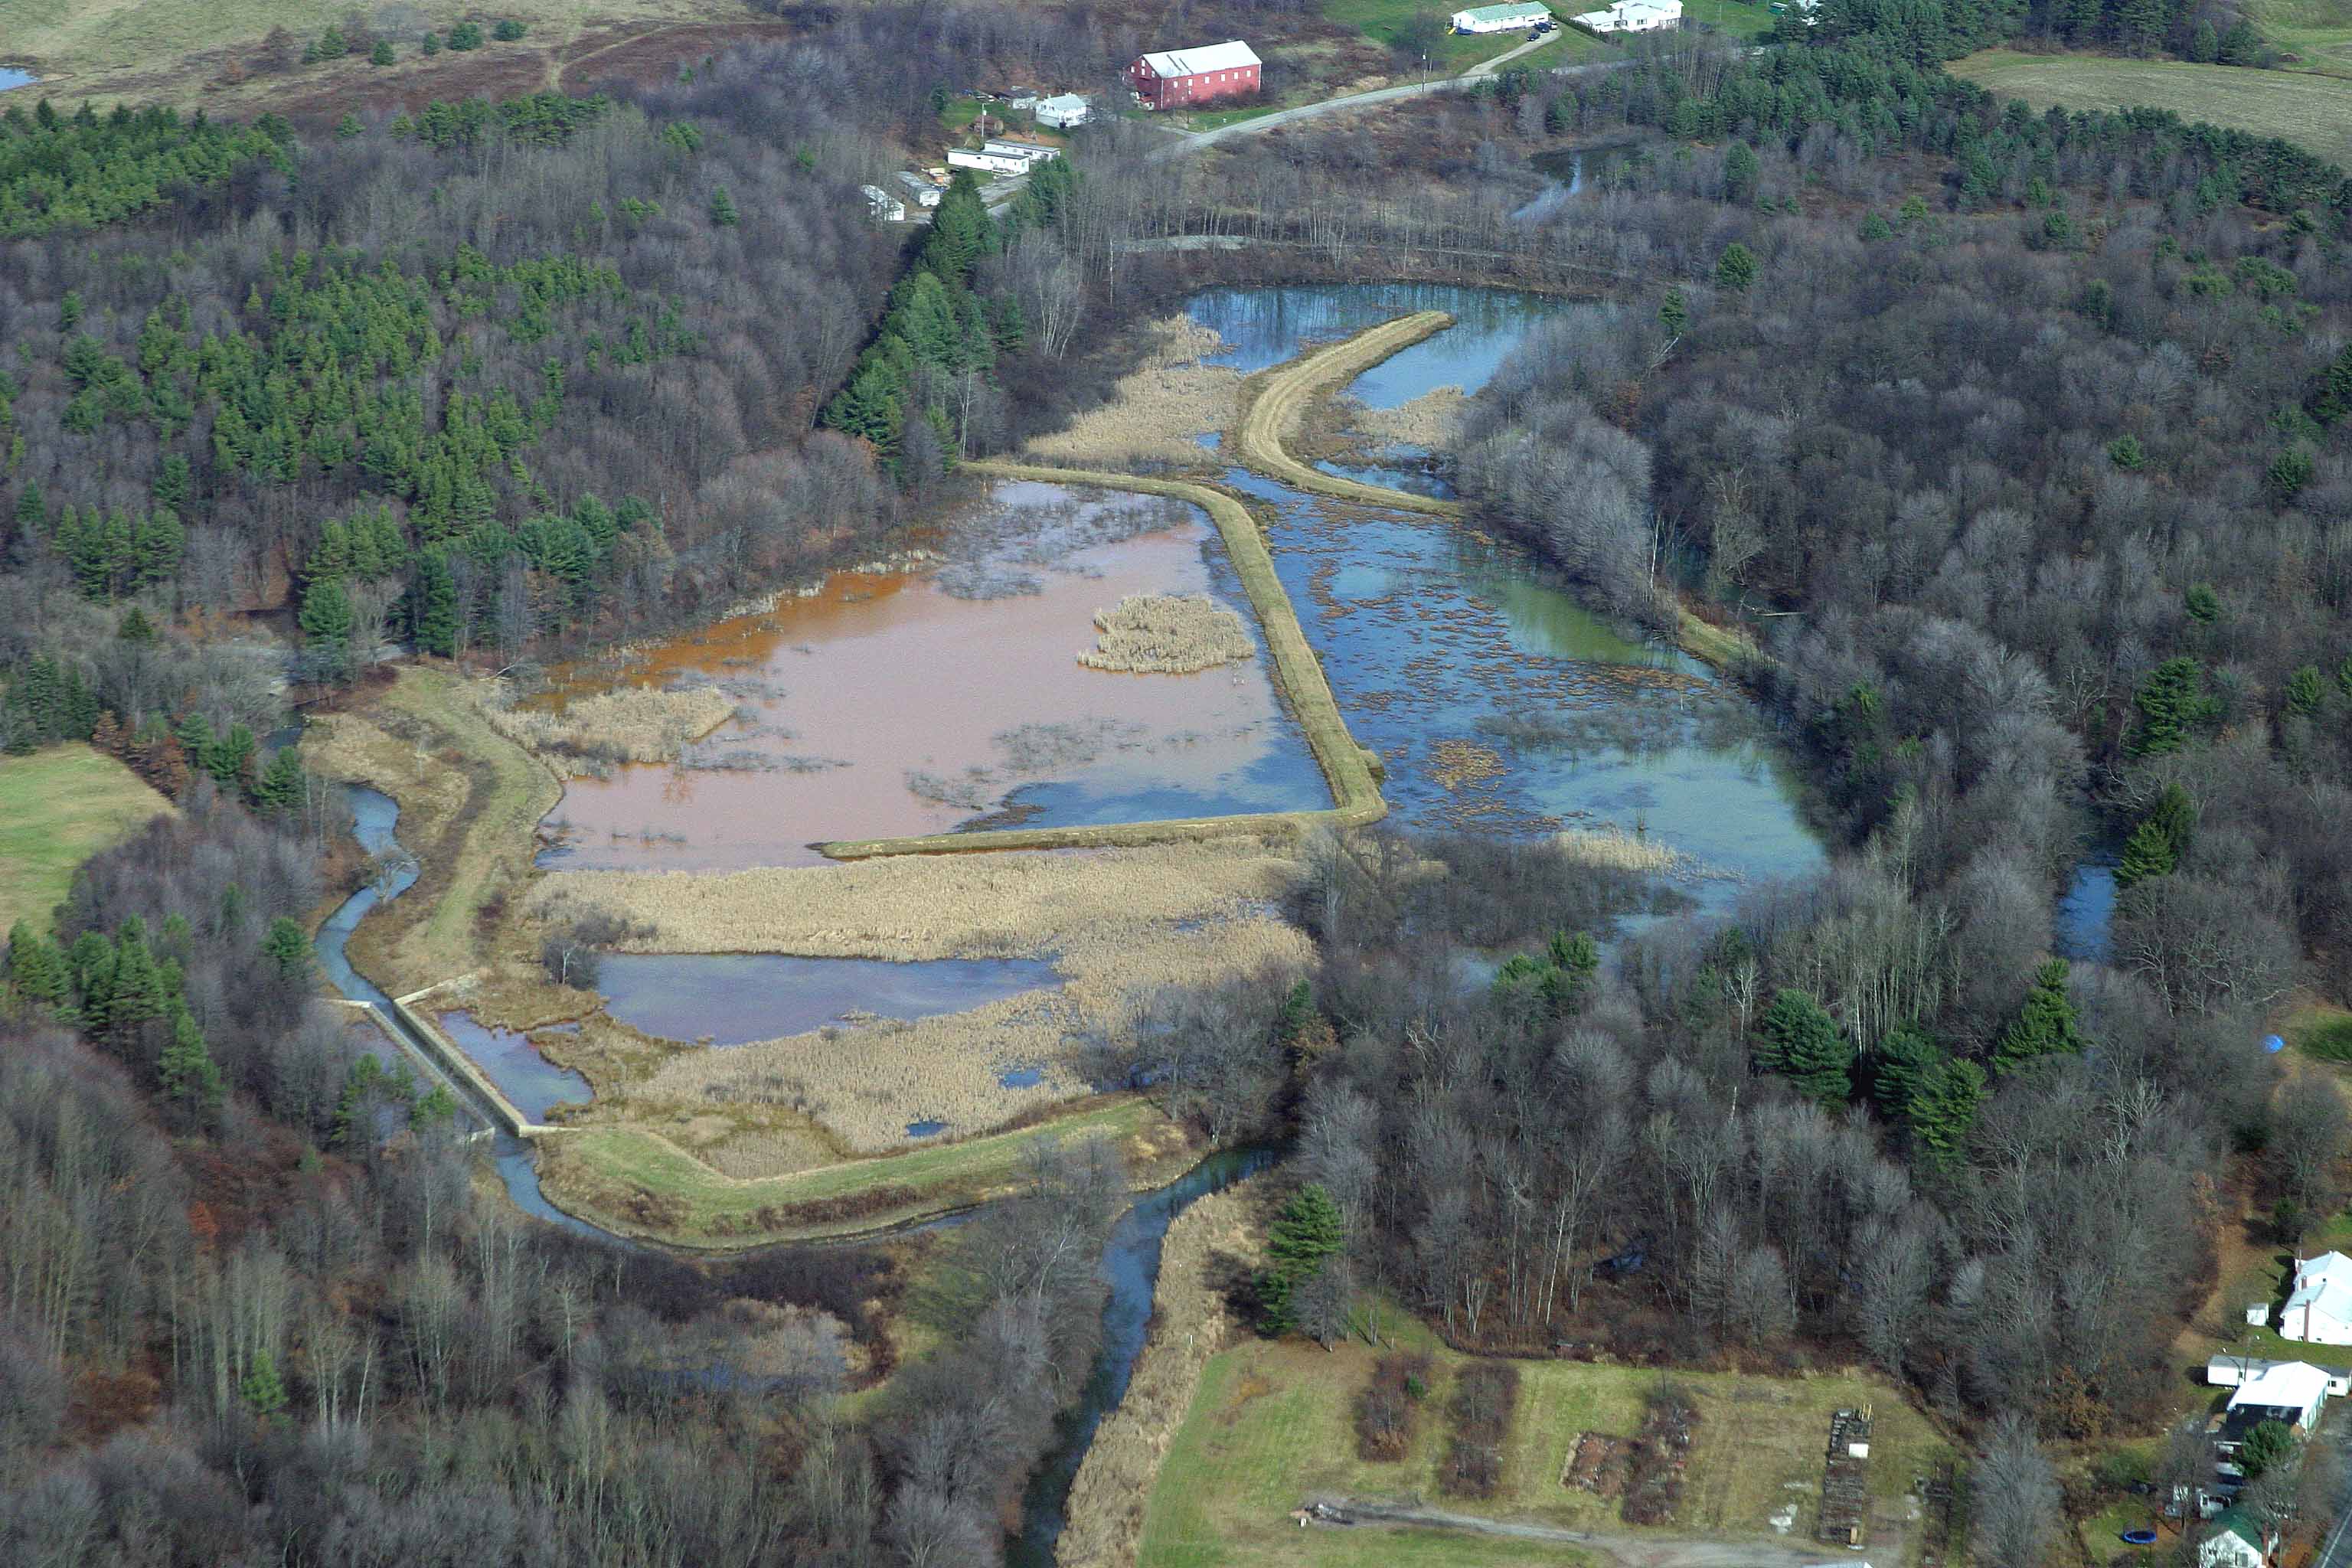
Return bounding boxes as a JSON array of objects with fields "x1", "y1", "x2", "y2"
[
  {"x1": 1994, "y1": 959, "x2": 2086, "y2": 1076},
  {"x1": 152, "y1": 453, "x2": 191, "y2": 511},
  {"x1": 709, "y1": 185, "x2": 739, "y2": 227},
  {"x1": 5, "y1": 921, "x2": 72, "y2": 1011},
  {"x1": 922, "y1": 172, "x2": 992, "y2": 282},
  {"x1": 2131, "y1": 656, "x2": 2215, "y2": 756},
  {"x1": 299, "y1": 575, "x2": 354, "y2": 681},
  {"x1": 1723, "y1": 141, "x2": 1759, "y2": 204},
  {"x1": 410, "y1": 547, "x2": 459, "y2": 657},
  {"x1": 1715, "y1": 242, "x2": 1758, "y2": 292},
  {"x1": 2184, "y1": 582, "x2": 2221, "y2": 624},
  {"x1": 2285, "y1": 664, "x2": 2326, "y2": 720},
  {"x1": 413, "y1": 1084, "x2": 459, "y2": 1129},
  {"x1": 821, "y1": 360, "x2": 905, "y2": 453},
  {"x1": 421, "y1": 31, "x2": 441, "y2": 55},
  {"x1": 371, "y1": 38, "x2": 395, "y2": 64},
  {"x1": 1870, "y1": 1022, "x2": 1941, "y2": 1122},
  {"x1": 447, "y1": 21, "x2": 484, "y2": 50},
  {"x1": 2107, "y1": 434, "x2": 2145, "y2": 471},
  {"x1": 2115, "y1": 783, "x2": 2194, "y2": 889},
  {"x1": 1659, "y1": 286, "x2": 1689, "y2": 335},
  {"x1": 162, "y1": 1005, "x2": 225, "y2": 1112},
  {"x1": 119, "y1": 605, "x2": 155, "y2": 644},
  {"x1": 261, "y1": 916, "x2": 312, "y2": 982},
  {"x1": 105, "y1": 919, "x2": 169, "y2": 1048},
  {"x1": 1754, "y1": 988, "x2": 1852, "y2": 1109},
  {"x1": 239, "y1": 1348, "x2": 288, "y2": 1420},
  {"x1": 1907, "y1": 1057, "x2": 1985, "y2": 1168},
  {"x1": 1258, "y1": 1184, "x2": 1346, "y2": 1335},
  {"x1": 255, "y1": 746, "x2": 308, "y2": 815},
  {"x1": 204, "y1": 721, "x2": 256, "y2": 791}
]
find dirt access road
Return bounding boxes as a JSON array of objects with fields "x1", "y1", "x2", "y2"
[{"x1": 1306, "y1": 1495, "x2": 1854, "y2": 1567}]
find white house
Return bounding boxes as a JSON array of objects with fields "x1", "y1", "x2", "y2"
[
  {"x1": 2199, "y1": 1508, "x2": 2275, "y2": 1568},
  {"x1": 895, "y1": 172, "x2": 943, "y2": 208},
  {"x1": 858, "y1": 185, "x2": 905, "y2": 223},
  {"x1": 2208, "y1": 1353, "x2": 2352, "y2": 1399},
  {"x1": 1452, "y1": 2, "x2": 1553, "y2": 30},
  {"x1": 1034, "y1": 93, "x2": 1089, "y2": 129},
  {"x1": 1573, "y1": 0, "x2": 1681, "y2": 31},
  {"x1": 2226, "y1": 1359, "x2": 2331, "y2": 1431},
  {"x1": 2282, "y1": 1250, "x2": 2352, "y2": 1344}
]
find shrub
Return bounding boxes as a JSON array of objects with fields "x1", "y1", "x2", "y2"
[
  {"x1": 1355, "y1": 1351, "x2": 1433, "y2": 1461},
  {"x1": 1441, "y1": 1361, "x2": 1519, "y2": 1498},
  {"x1": 1623, "y1": 1381, "x2": 1700, "y2": 1524},
  {"x1": 493, "y1": 19, "x2": 527, "y2": 41},
  {"x1": 447, "y1": 21, "x2": 484, "y2": 51}
]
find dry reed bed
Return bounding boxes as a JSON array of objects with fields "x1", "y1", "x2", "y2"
[
  {"x1": 1352, "y1": 384, "x2": 1468, "y2": 451},
  {"x1": 1025, "y1": 316, "x2": 1242, "y2": 469},
  {"x1": 478, "y1": 681, "x2": 737, "y2": 774},
  {"x1": 1059, "y1": 1176, "x2": 1269, "y2": 1568},
  {"x1": 534, "y1": 840, "x2": 1313, "y2": 1155},
  {"x1": 1235, "y1": 311, "x2": 1465, "y2": 519},
  {"x1": 1079, "y1": 593, "x2": 1256, "y2": 675},
  {"x1": 1555, "y1": 825, "x2": 1684, "y2": 874}
]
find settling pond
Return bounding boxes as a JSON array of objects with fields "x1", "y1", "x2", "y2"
[
  {"x1": 1187, "y1": 283, "x2": 1827, "y2": 906},
  {"x1": 535, "y1": 482, "x2": 1328, "y2": 870}
]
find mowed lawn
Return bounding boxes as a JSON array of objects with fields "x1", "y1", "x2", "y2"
[
  {"x1": 1141, "y1": 1321, "x2": 1953, "y2": 1566},
  {"x1": 1950, "y1": 49, "x2": 2352, "y2": 167},
  {"x1": 0, "y1": 743, "x2": 169, "y2": 936}
]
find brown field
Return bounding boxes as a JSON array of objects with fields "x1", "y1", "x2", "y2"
[
  {"x1": 478, "y1": 678, "x2": 737, "y2": 775},
  {"x1": 1080, "y1": 593, "x2": 1259, "y2": 675},
  {"x1": 1024, "y1": 316, "x2": 1243, "y2": 470},
  {"x1": 1353, "y1": 384, "x2": 1469, "y2": 451}
]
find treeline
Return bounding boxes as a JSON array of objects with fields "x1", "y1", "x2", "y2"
[
  {"x1": 0, "y1": 99, "x2": 292, "y2": 237},
  {"x1": 1824, "y1": 0, "x2": 2262, "y2": 66}
]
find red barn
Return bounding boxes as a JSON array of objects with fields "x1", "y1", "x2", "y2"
[{"x1": 1127, "y1": 40, "x2": 1262, "y2": 111}]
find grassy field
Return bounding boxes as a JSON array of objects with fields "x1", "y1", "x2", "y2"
[
  {"x1": 2259, "y1": 0, "x2": 2352, "y2": 76},
  {"x1": 1323, "y1": 0, "x2": 1543, "y2": 74},
  {"x1": 1140, "y1": 1323, "x2": 1952, "y2": 1565},
  {"x1": 539, "y1": 1098, "x2": 1181, "y2": 1246},
  {"x1": 1949, "y1": 48, "x2": 2352, "y2": 167},
  {"x1": 0, "y1": 744, "x2": 170, "y2": 936}
]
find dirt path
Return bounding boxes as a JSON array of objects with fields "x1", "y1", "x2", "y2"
[
  {"x1": 1235, "y1": 312, "x2": 1465, "y2": 518},
  {"x1": 1305, "y1": 1495, "x2": 1837, "y2": 1567}
]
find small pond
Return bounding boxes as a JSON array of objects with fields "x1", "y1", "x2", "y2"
[
  {"x1": 2056, "y1": 854, "x2": 2118, "y2": 965},
  {"x1": 437, "y1": 1011, "x2": 594, "y2": 1121},
  {"x1": 535, "y1": 482, "x2": 1328, "y2": 871},
  {"x1": 0, "y1": 68, "x2": 37, "y2": 93},
  {"x1": 599, "y1": 953, "x2": 1061, "y2": 1047}
]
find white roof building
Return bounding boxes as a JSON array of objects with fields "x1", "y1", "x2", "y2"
[
  {"x1": 1137, "y1": 40, "x2": 1262, "y2": 77},
  {"x1": 2226, "y1": 1359, "x2": 2332, "y2": 1429},
  {"x1": 894, "y1": 172, "x2": 942, "y2": 207},
  {"x1": 1573, "y1": 0, "x2": 1681, "y2": 30},
  {"x1": 1034, "y1": 93, "x2": 1089, "y2": 129},
  {"x1": 2208, "y1": 1352, "x2": 2352, "y2": 1397},
  {"x1": 2282, "y1": 1250, "x2": 2352, "y2": 1344},
  {"x1": 1453, "y1": 2, "x2": 1553, "y2": 31},
  {"x1": 858, "y1": 185, "x2": 904, "y2": 223},
  {"x1": 982, "y1": 137, "x2": 1060, "y2": 164}
]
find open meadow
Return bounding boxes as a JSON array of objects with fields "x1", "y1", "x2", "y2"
[
  {"x1": 1140, "y1": 1326, "x2": 1953, "y2": 1566},
  {"x1": 2259, "y1": 0, "x2": 2352, "y2": 76},
  {"x1": 1949, "y1": 48, "x2": 2352, "y2": 166},
  {"x1": 0, "y1": 743, "x2": 170, "y2": 935}
]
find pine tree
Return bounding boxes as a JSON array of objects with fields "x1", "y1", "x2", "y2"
[
  {"x1": 1259, "y1": 1183, "x2": 1346, "y2": 1335},
  {"x1": 106, "y1": 920, "x2": 169, "y2": 1048},
  {"x1": 412, "y1": 1084, "x2": 459, "y2": 1129},
  {"x1": 1723, "y1": 141, "x2": 1759, "y2": 204},
  {"x1": 1714, "y1": 242, "x2": 1758, "y2": 292},
  {"x1": 5, "y1": 921, "x2": 72, "y2": 1011},
  {"x1": 2131, "y1": 656, "x2": 2214, "y2": 756},
  {"x1": 1994, "y1": 959, "x2": 2086, "y2": 1076},
  {"x1": 162, "y1": 1006, "x2": 225, "y2": 1112},
  {"x1": 1870, "y1": 1023, "x2": 1941, "y2": 1122},
  {"x1": 261, "y1": 916, "x2": 312, "y2": 982},
  {"x1": 1659, "y1": 286, "x2": 1689, "y2": 335},
  {"x1": 299, "y1": 575, "x2": 354, "y2": 681},
  {"x1": 371, "y1": 38, "x2": 395, "y2": 65},
  {"x1": 118, "y1": 605, "x2": 155, "y2": 644},
  {"x1": 2184, "y1": 582, "x2": 2220, "y2": 624},
  {"x1": 709, "y1": 186, "x2": 740, "y2": 227},
  {"x1": 409, "y1": 547, "x2": 459, "y2": 657},
  {"x1": 255, "y1": 746, "x2": 307, "y2": 815},
  {"x1": 2285, "y1": 664, "x2": 2326, "y2": 720},
  {"x1": 1754, "y1": 988, "x2": 1852, "y2": 1109},
  {"x1": 204, "y1": 722, "x2": 256, "y2": 791},
  {"x1": 239, "y1": 1348, "x2": 288, "y2": 1421},
  {"x1": 2115, "y1": 784, "x2": 2194, "y2": 889},
  {"x1": 1906, "y1": 1057, "x2": 1984, "y2": 1168}
]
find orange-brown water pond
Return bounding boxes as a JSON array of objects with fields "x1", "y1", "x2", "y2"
[{"x1": 535, "y1": 482, "x2": 1329, "y2": 870}]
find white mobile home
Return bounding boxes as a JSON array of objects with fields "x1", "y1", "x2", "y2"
[
  {"x1": 947, "y1": 147, "x2": 1033, "y2": 177},
  {"x1": 859, "y1": 185, "x2": 905, "y2": 223},
  {"x1": 895, "y1": 172, "x2": 943, "y2": 207},
  {"x1": 982, "y1": 137, "x2": 1060, "y2": 164}
]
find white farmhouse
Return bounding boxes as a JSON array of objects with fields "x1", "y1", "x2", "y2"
[
  {"x1": 1452, "y1": 2, "x2": 1553, "y2": 30},
  {"x1": 1035, "y1": 93, "x2": 1090, "y2": 129},
  {"x1": 2282, "y1": 1250, "x2": 2352, "y2": 1344},
  {"x1": 1573, "y1": 0, "x2": 1682, "y2": 31}
]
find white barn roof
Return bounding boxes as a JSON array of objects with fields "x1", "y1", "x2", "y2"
[{"x1": 1138, "y1": 40, "x2": 1262, "y2": 78}]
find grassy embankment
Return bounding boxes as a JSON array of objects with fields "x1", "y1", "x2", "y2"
[
  {"x1": 2260, "y1": 0, "x2": 2352, "y2": 75},
  {"x1": 817, "y1": 461, "x2": 1387, "y2": 858},
  {"x1": 1233, "y1": 310, "x2": 1761, "y2": 670},
  {"x1": 0, "y1": 743, "x2": 171, "y2": 935},
  {"x1": 1141, "y1": 1324, "x2": 1952, "y2": 1566},
  {"x1": 1949, "y1": 47, "x2": 2352, "y2": 166}
]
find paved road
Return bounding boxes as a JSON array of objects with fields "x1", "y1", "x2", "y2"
[
  {"x1": 1303, "y1": 1496, "x2": 1842, "y2": 1567},
  {"x1": 2314, "y1": 1422, "x2": 2352, "y2": 1568}
]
